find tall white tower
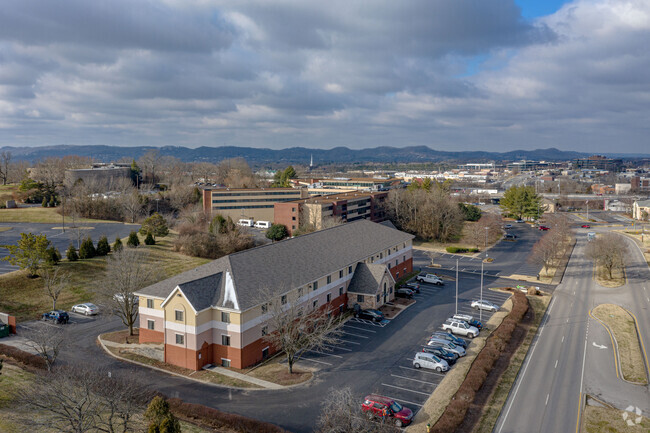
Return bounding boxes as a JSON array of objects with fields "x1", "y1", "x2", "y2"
[{"x1": 310, "y1": 154, "x2": 313, "y2": 170}]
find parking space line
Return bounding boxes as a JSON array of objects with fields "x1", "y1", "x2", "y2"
[
  {"x1": 306, "y1": 349, "x2": 342, "y2": 358},
  {"x1": 340, "y1": 331, "x2": 369, "y2": 339},
  {"x1": 390, "y1": 374, "x2": 437, "y2": 385},
  {"x1": 398, "y1": 366, "x2": 445, "y2": 377},
  {"x1": 321, "y1": 343, "x2": 352, "y2": 351},
  {"x1": 296, "y1": 357, "x2": 332, "y2": 366},
  {"x1": 335, "y1": 338, "x2": 361, "y2": 345},
  {"x1": 380, "y1": 383, "x2": 430, "y2": 396},
  {"x1": 343, "y1": 325, "x2": 377, "y2": 333},
  {"x1": 381, "y1": 396, "x2": 423, "y2": 407},
  {"x1": 401, "y1": 363, "x2": 446, "y2": 376}
]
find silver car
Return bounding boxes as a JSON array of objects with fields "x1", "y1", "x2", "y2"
[
  {"x1": 427, "y1": 338, "x2": 466, "y2": 356},
  {"x1": 471, "y1": 300, "x2": 498, "y2": 312},
  {"x1": 71, "y1": 302, "x2": 99, "y2": 316},
  {"x1": 413, "y1": 352, "x2": 449, "y2": 372}
]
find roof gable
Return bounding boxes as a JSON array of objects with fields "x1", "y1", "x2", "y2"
[{"x1": 347, "y1": 263, "x2": 390, "y2": 295}]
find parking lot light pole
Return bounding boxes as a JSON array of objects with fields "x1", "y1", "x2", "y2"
[
  {"x1": 484, "y1": 226, "x2": 489, "y2": 249},
  {"x1": 480, "y1": 254, "x2": 486, "y2": 322},
  {"x1": 455, "y1": 258, "x2": 459, "y2": 315}
]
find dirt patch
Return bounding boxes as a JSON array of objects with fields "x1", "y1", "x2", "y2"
[
  {"x1": 594, "y1": 264, "x2": 626, "y2": 288},
  {"x1": 101, "y1": 329, "x2": 141, "y2": 344},
  {"x1": 592, "y1": 304, "x2": 647, "y2": 384},
  {"x1": 245, "y1": 362, "x2": 312, "y2": 386}
]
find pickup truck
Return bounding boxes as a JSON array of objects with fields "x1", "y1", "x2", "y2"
[
  {"x1": 442, "y1": 318, "x2": 479, "y2": 338},
  {"x1": 415, "y1": 273, "x2": 444, "y2": 285}
]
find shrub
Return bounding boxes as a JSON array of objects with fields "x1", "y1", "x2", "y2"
[
  {"x1": 79, "y1": 237, "x2": 96, "y2": 259},
  {"x1": 126, "y1": 231, "x2": 140, "y2": 248},
  {"x1": 44, "y1": 246, "x2": 61, "y2": 266},
  {"x1": 144, "y1": 232, "x2": 155, "y2": 245},
  {"x1": 145, "y1": 396, "x2": 181, "y2": 433},
  {"x1": 96, "y1": 235, "x2": 110, "y2": 256},
  {"x1": 0, "y1": 343, "x2": 47, "y2": 370},
  {"x1": 113, "y1": 237, "x2": 123, "y2": 252},
  {"x1": 42, "y1": 197, "x2": 48, "y2": 207},
  {"x1": 48, "y1": 196, "x2": 56, "y2": 207},
  {"x1": 66, "y1": 244, "x2": 78, "y2": 261},
  {"x1": 446, "y1": 247, "x2": 469, "y2": 253}
]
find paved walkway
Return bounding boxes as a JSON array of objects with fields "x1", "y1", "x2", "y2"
[{"x1": 203, "y1": 365, "x2": 284, "y2": 389}]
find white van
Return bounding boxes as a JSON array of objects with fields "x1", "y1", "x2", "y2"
[
  {"x1": 237, "y1": 218, "x2": 254, "y2": 227},
  {"x1": 413, "y1": 352, "x2": 449, "y2": 372},
  {"x1": 254, "y1": 221, "x2": 271, "y2": 229}
]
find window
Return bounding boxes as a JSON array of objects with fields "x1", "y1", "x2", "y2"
[
  {"x1": 379, "y1": 252, "x2": 383, "y2": 259},
  {"x1": 395, "y1": 260, "x2": 398, "y2": 267},
  {"x1": 261, "y1": 303, "x2": 267, "y2": 314},
  {"x1": 292, "y1": 225, "x2": 296, "y2": 230},
  {"x1": 221, "y1": 359, "x2": 231, "y2": 367},
  {"x1": 281, "y1": 295, "x2": 287, "y2": 305},
  {"x1": 292, "y1": 216, "x2": 296, "y2": 220},
  {"x1": 313, "y1": 281, "x2": 318, "y2": 291},
  {"x1": 298, "y1": 287, "x2": 304, "y2": 297},
  {"x1": 339, "y1": 287, "x2": 343, "y2": 296},
  {"x1": 147, "y1": 319, "x2": 155, "y2": 330},
  {"x1": 327, "y1": 275, "x2": 331, "y2": 284},
  {"x1": 376, "y1": 294, "x2": 380, "y2": 302},
  {"x1": 357, "y1": 295, "x2": 364, "y2": 302},
  {"x1": 175, "y1": 334, "x2": 184, "y2": 345},
  {"x1": 262, "y1": 326, "x2": 268, "y2": 336},
  {"x1": 221, "y1": 312, "x2": 230, "y2": 323},
  {"x1": 388, "y1": 263, "x2": 391, "y2": 269},
  {"x1": 313, "y1": 300, "x2": 318, "y2": 308},
  {"x1": 292, "y1": 207, "x2": 296, "y2": 212},
  {"x1": 389, "y1": 286, "x2": 393, "y2": 294},
  {"x1": 339, "y1": 270, "x2": 343, "y2": 279},
  {"x1": 146, "y1": 299, "x2": 154, "y2": 309},
  {"x1": 403, "y1": 255, "x2": 406, "y2": 262},
  {"x1": 222, "y1": 335, "x2": 231, "y2": 346},
  {"x1": 174, "y1": 310, "x2": 183, "y2": 321},
  {"x1": 327, "y1": 293, "x2": 331, "y2": 303},
  {"x1": 348, "y1": 266, "x2": 352, "y2": 273},
  {"x1": 384, "y1": 282, "x2": 386, "y2": 290}
]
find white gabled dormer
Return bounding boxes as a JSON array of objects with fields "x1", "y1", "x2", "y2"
[{"x1": 222, "y1": 270, "x2": 240, "y2": 311}]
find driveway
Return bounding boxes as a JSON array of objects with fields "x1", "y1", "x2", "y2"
[{"x1": 0, "y1": 222, "x2": 139, "y2": 274}]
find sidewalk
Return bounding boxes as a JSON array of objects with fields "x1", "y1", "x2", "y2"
[{"x1": 202, "y1": 365, "x2": 283, "y2": 390}]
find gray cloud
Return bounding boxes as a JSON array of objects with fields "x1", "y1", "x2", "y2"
[{"x1": 0, "y1": 0, "x2": 647, "y2": 153}]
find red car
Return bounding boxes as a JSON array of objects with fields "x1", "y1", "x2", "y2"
[
  {"x1": 539, "y1": 226, "x2": 550, "y2": 231},
  {"x1": 581, "y1": 224, "x2": 590, "y2": 228},
  {"x1": 361, "y1": 395, "x2": 413, "y2": 427}
]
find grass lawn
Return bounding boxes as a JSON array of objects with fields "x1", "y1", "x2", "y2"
[
  {"x1": 0, "y1": 206, "x2": 123, "y2": 224},
  {"x1": 584, "y1": 402, "x2": 650, "y2": 433},
  {"x1": 413, "y1": 221, "x2": 500, "y2": 254},
  {"x1": 0, "y1": 233, "x2": 210, "y2": 322},
  {"x1": 592, "y1": 304, "x2": 647, "y2": 384},
  {"x1": 472, "y1": 293, "x2": 551, "y2": 433},
  {"x1": 240, "y1": 358, "x2": 313, "y2": 386}
]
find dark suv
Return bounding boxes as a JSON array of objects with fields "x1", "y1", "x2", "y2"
[
  {"x1": 422, "y1": 346, "x2": 457, "y2": 365},
  {"x1": 395, "y1": 288, "x2": 414, "y2": 299},
  {"x1": 431, "y1": 331, "x2": 467, "y2": 348},
  {"x1": 42, "y1": 310, "x2": 69, "y2": 324},
  {"x1": 355, "y1": 309, "x2": 385, "y2": 322},
  {"x1": 361, "y1": 395, "x2": 413, "y2": 427}
]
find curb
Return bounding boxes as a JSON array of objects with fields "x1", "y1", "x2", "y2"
[{"x1": 621, "y1": 307, "x2": 650, "y2": 385}]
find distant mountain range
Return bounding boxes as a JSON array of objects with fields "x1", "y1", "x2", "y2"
[{"x1": 2, "y1": 144, "x2": 644, "y2": 166}]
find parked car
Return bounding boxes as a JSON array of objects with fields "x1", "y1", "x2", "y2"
[
  {"x1": 42, "y1": 310, "x2": 69, "y2": 324},
  {"x1": 504, "y1": 224, "x2": 513, "y2": 229},
  {"x1": 427, "y1": 338, "x2": 466, "y2": 357},
  {"x1": 431, "y1": 331, "x2": 468, "y2": 348},
  {"x1": 71, "y1": 303, "x2": 99, "y2": 316},
  {"x1": 452, "y1": 313, "x2": 482, "y2": 330},
  {"x1": 416, "y1": 273, "x2": 444, "y2": 285},
  {"x1": 355, "y1": 309, "x2": 385, "y2": 322},
  {"x1": 581, "y1": 224, "x2": 591, "y2": 228},
  {"x1": 504, "y1": 233, "x2": 517, "y2": 240},
  {"x1": 403, "y1": 282, "x2": 420, "y2": 293},
  {"x1": 539, "y1": 225, "x2": 550, "y2": 231},
  {"x1": 413, "y1": 352, "x2": 449, "y2": 372},
  {"x1": 113, "y1": 293, "x2": 139, "y2": 304},
  {"x1": 471, "y1": 300, "x2": 499, "y2": 312},
  {"x1": 515, "y1": 219, "x2": 525, "y2": 223},
  {"x1": 442, "y1": 318, "x2": 479, "y2": 338},
  {"x1": 361, "y1": 395, "x2": 414, "y2": 427},
  {"x1": 422, "y1": 346, "x2": 458, "y2": 364},
  {"x1": 395, "y1": 287, "x2": 414, "y2": 299}
]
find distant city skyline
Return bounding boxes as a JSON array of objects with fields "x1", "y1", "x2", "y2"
[{"x1": 0, "y1": 0, "x2": 648, "y2": 153}]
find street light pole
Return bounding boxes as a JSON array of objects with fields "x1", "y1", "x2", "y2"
[
  {"x1": 480, "y1": 258, "x2": 484, "y2": 322},
  {"x1": 455, "y1": 258, "x2": 459, "y2": 315},
  {"x1": 484, "y1": 226, "x2": 489, "y2": 250}
]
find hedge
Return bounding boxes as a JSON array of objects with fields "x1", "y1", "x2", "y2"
[
  {"x1": 167, "y1": 398, "x2": 288, "y2": 433},
  {"x1": 446, "y1": 247, "x2": 480, "y2": 253},
  {"x1": 0, "y1": 343, "x2": 47, "y2": 370},
  {"x1": 431, "y1": 290, "x2": 528, "y2": 433}
]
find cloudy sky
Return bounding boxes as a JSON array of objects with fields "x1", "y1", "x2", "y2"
[{"x1": 0, "y1": 0, "x2": 648, "y2": 152}]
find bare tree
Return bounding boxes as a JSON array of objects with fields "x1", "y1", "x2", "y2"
[
  {"x1": 138, "y1": 149, "x2": 161, "y2": 184},
  {"x1": 316, "y1": 387, "x2": 401, "y2": 433},
  {"x1": 192, "y1": 162, "x2": 217, "y2": 184},
  {"x1": 259, "y1": 287, "x2": 343, "y2": 374},
  {"x1": 14, "y1": 365, "x2": 151, "y2": 433},
  {"x1": 528, "y1": 233, "x2": 557, "y2": 276},
  {"x1": 0, "y1": 151, "x2": 11, "y2": 185},
  {"x1": 100, "y1": 248, "x2": 154, "y2": 335},
  {"x1": 41, "y1": 267, "x2": 69, "y2": 310},
  {"x1": 22, "y1": 324, "x2": 67, "y2": 371},
  {"x1": 586, "y1": 233, "x2": 628, "y2": 280},
  {"x1": 119, "y1": 189, "x2": 144, "y2": 223}
]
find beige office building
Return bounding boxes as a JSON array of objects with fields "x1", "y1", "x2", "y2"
[{"x1": 202, "y1": 188, "x2": 307, "y2": 222}]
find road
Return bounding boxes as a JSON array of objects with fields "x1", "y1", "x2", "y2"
[{"x1": 496, "y1": 224, "x2": 650, "y2": 433}]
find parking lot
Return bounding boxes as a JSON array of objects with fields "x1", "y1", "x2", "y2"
[{"x1": 286, "y1": 278, "x2": 513, "y2": 420}]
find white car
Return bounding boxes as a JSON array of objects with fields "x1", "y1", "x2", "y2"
[
  {"x1": 471, "y1": 300, "x2": 498, "y2": 312},
  {"x1": 71, "y1": 303, "x2": 99, "y2": 316},
  {"x1": 442, "y1": 318, "x2": 479, "y2": 338},
  {"x1": 413, "y1": 352, "x2": 449, "y2": 372},
  {"x1": 415, "y1": 274, "x2": 444, "y2": 285}
]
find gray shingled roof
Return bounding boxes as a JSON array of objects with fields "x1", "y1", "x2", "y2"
[
  {"x1": 347, "y1": 263, "x2": 388, "y2": 294},
  {"x1": 136, "y1": 219, "x2": 413, "y2": 312},
  {"x1": 178, "y1": 274, "x2": 223, "y2": 312}
]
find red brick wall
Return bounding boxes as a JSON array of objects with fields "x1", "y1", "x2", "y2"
[
  {"x1": 390, "y1": 257, "x2": 413, "y2": 280},
  {"x1": 165, "y1": 344, "x2": 199, "y2": 370},
  {"x1": 274, "y1": 202, "x2": 300, "y2": 235},
  {"x1": 202, "y1": 189, "x2": 212, "y2": 215},
  {"x1": 139, "y1": 328, "x2": 164, "y2": 344}
]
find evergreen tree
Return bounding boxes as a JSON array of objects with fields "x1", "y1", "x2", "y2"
[
  {"x1": 139, "y1": 213, "x2": 169, "y2": 239},
  {"x1": 42, "y1": 197, "x2": 48, "y2": 207},
  {"x1": 127, "y1": 231, "x2": 140, "y2": 248},
  {"x1": 144, "y1": 396, "x2": 181, "y2": 433},
  {"x1": 113, "y1": 237, "x2": 124, "y2": 252},
  {"x1": 66, "y1": 244, "x2": 79, "y2": 261},
  {"x1": 48, "y1": 196, "x2": 56, "y2": 207},
  {"x1": 266, "y1": 224, "x2": 289, "y2": 242},
  {"x1": 144, "y1": 232, "x2": 155, "y2": 245},
  {"x1": 44, "y1": 246, "x2": 61, "y2": 266},
  {"x1": 79, "y1": 237, "x2": 96, "y2": 259},
  {"x1": 96, "y1": 235, "x2": 111, "y2": 256}
]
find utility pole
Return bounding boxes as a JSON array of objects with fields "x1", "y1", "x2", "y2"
[
  {"x1": 484, "y1": 227, "x2": 489, "y2": 249},
  {"x1": 480, "y1": 256, "x2": 484, "y2": 322},
  {"x1": 455, "y1": 258, "x2": 459, "y2": 315}
]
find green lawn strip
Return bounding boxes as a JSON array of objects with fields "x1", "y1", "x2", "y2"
[
  {"x1": 0, "y1": 206, "x2": 120, "y2": 224},
  {"x1": 472, "y1": 294, "x2": 551, "y2": 433},
  {"x1": 0, "y1": 233, "x2": 209, "y2": 322},
  {"x1": 584, "y1": 403, "x2": 650, "y2": 433}
]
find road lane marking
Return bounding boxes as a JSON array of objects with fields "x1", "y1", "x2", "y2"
[
  {"x1": 576, "y1": 317, "x2": 590, "y2": 433},
  {"x1": 562, "y1": 336, "x2": 565, "y2": 343},
  {"x1": 555, "y1": 360, "x2": 558, "y2": 369},
  {"x1": 380, "y1": 383, "x2": 430, "y2": 396},
  {"x1": 545, "y1": 394, "x2": 549, "y2": 405},
  {"x1": 391, "y1": 374, "x2": 437, "y2": 385}
]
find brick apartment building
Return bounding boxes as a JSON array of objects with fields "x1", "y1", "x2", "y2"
[
  {"x1": 202, "y1": 187, "x2": 307, "y2": 222},
  {"x1": 135, "y1": 220, "x2": 414, "y2": 370},
  {"x1": 274, "y1": 191, "x2": 388, "y2": 235}
]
